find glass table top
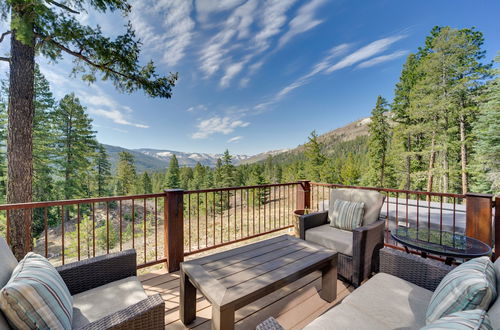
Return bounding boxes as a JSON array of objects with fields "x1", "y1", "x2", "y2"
[{"x1": 391, "y1": 226, "x2": 491, "y2": 258}]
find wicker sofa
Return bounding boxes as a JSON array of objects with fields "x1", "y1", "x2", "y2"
[
  {"x1": 299, "y1": 188, "x2": 386, "y2": 286},
  {"x1": 258, "y1": 248, "x2": 500, "y2": 330},
  {"x1": 0, "y1": 237, "x2": 164, "y2": 330}
]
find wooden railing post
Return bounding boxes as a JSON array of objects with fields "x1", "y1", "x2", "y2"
[
  {"x1": 164, "y1": 189, "x2": 184, "y2": 272},
  {"x1": 296, "y1": 180, "x2": 311, "y2": 211},
  {"x1": 466, "y1": 193, "x2": 493, "y2": 247},
  {"x1": 495, "y1": 196, "x2": 500, "y2": 260}
]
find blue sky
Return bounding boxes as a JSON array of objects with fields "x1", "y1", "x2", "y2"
[{"x1": 1, "y1": 0, "x2": 499, "y2": 155}]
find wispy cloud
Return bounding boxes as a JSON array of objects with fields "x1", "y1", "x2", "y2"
[
  {"x1": 356, "y1": 50, "x2": 409, "y2": 68},
  {"x1": 255, "y1": 35, "x2": 407, "y2": 111},
  {"x1": 220, "y1": 61, "x2": 246, "y2": 88},
  {"x1": 130, "y1": 0, "x2": 195, "y2": 67},
  {"x1": 187, "y1": 104, "x2": 208, "y2": 112},
  {"x1": 278, "y1": 0, "x2": 326, "y2": 48},
  {"x1": 82, "y1": 90, "x2": 150, "y2": 128},
  {"x1": 195, "y1": 0, "x2": 247, "y2": 22},
  {"x1": 192, "y1": 116, "x2": 250, "y2": 139},
  {"x1": 326, "y1": 35, "x2": 406, "y2": 73},
  {"x1": 227, "y1": 136, "x2": 243, "y2": 143}
]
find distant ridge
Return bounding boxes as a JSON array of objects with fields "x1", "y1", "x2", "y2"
[{"x1": 103, "y1": 116, "x2": 371, "y2": 172}]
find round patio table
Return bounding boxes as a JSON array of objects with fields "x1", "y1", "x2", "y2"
[{"x1": 391, "y1": 226, "x2": 492, "y2": 265}]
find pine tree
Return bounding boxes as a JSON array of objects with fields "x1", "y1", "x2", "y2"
[
  {"x1": 366, "y1": 96, "x2": 391, "y2": 187},
  {"x1": 53, "y1": 94, "x2": 97, "y2": 200},
  {"x1": 165, "y1": 155, "x2": 180, "y2": 189},
  {"x1": 340, "y1": 153, "x2": 360, "y2": 185},
  {"x1": 0, "y1": 79, "x2": 8, "y2": 203},
  {"x1": 94, "y1": 144, "x2": 112, "y2": 197},
  {"x1": 470, "y1": 55, "x2": 500, "y2": 194},
  {"x1": 190, "y1": 162, "x2": 206, "y2": 190},
  {"x1": 115, "y1": 152, "x2": 137, "y2": 195},
  {"x1": 304, "y1": 131, "x2": 326, "y2": 182},
  {"x1": 248, "y1": 165, "x2": 269, "y2": 205},
  {"x1": 1, "y1": 0, "x2": 177, "y2": 258},
  {"x1": 221, "y1": 150, "x2": 235, "y2": 187},
  {"x1": 142, "y1": 172, "x2": 153, "y2": 194}
]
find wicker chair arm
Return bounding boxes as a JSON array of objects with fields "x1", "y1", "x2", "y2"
[
  {"x1": 77, "y1": 294, "x2": 165, "y2": 330},
  {"x1": 256, "y1": 317, "x2": 284, "y2": 330},
  {"x1": 299, "y1": 211, "x2": 328, "y2": 239},
  {"x1": 57, "y1": 250, "x2": 137, "y2": 295},
  {"x1": 380, "y1": 247, "x2": 453, "y2": 291},
  {"x1": 352, "y1": 220, "x2": 385, "y2": 286}
]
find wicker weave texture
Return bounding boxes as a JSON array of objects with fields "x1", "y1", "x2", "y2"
[
  {"x1": 57, "y1": 250, "x2": 137, "y2": 295},
  {"x1": 379, "y1": 247, "x2": 454, "y2": 291},
  {"x1": 255, "y1": 317, "x2": 284, "y2": 330}
]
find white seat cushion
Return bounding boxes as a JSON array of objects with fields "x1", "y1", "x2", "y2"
[
  {"x1": 303, "y1": 302, "x2": 388, "y2": 330},
  {"x1": 342, "y1": 272, "x2": 434, "y2": 329},
  {"x1": 305, "y1": 224, "x2": 353, "y2": 256},
  {"x1": 72, "y1": 276, "x2": 148, "y2": 328}
]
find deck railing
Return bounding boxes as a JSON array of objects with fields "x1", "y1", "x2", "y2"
[{"x1": 0, "y1": 180, "x2": 497, "y2": 271}]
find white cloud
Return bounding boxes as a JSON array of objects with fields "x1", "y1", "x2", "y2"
[
  {"x1": 278, "y1": 0, "x2": 326, "y2": 48},
  {"x1": 89, "y1": 108, "x2": 149, "y2": 128},
  {"x1": 253, "y1": 0, "x2": 298, "y2": 52},
  {"x1": 199, "y1": 0, "x2": 259, "y2": 77},
  {"x1": 187, "y1": 104, "x2": 208, "y2": 112},
  {"x1": 195, "y1": 0, "x2": 247, "y2": 22},
  {"x1": 80, "y1": 89, "x2": 150, "y2": 128},
  {"x1": 253, "y1": 35, "x2": 407, "y2": 111},
  {"x1": 192, "y1": 116, "x2": 250, "y2": 139},
  {"x1": 220, "y1": 61, "x2": 245, "y2": 88},
  {"x1": 326, "y1": 35, "x2": 406, "y2": 73},
  {"x1": 227, "y1": 136, "x2": 243, "y2": 143},
  {"x1": 356, "y1": 50, "x2": 409, "y2": 68},
  {"x1": 130, "y1": 0, "x2": 195, "y2": 67}
]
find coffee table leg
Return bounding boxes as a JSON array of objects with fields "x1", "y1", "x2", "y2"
[
  {"x1": 212, "y1": 305, "x2": 234, "y2": 330},
  {"x1": 180, "y1": 268, "x2": 197, "y2": 325},
  {"x1": 320, "y1": 257, "x2": 337, "y2": 303}
]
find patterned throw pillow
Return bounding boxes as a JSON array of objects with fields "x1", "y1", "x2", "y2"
[
  {"x1": 421, "y1": 309, "x2": 492, "y2": 330},
  {"x1": 0, "y1": 252, "x2": 73, "y2": 330},
  {"x1": 329, "y1": 199, "x2": 365, "y2": 231},
  {"x1": 426, "y1": 257, "x2": 497, "y2": 324}
]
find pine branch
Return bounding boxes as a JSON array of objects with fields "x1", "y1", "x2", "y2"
[
  {"x1": 42, "y1": 35, "x2": 139, "y2": 82},
  {"x1": 0, "y1": 57, "x2": 10, "y2": 63},
  {"x1": 0, "y1": 31, "x2": 11, "y2": 44},
  {"x1": 45, "y1": 0, "x2": 80, "y2": 14}
]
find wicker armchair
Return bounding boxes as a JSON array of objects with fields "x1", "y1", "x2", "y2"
[
  {"x1": 299, "y1": 188, "x2": 386, "y2": 287},
  {"x1": 0, "y1": 237, "x2": 164, "y2": 330},
  {"x1": 57, "y1": 250, "x2": 165, "y2": 330}
]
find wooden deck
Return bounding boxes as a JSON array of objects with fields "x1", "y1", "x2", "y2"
[{"x1": 139, "y1": 267, "x2": 354, "y2": 329}]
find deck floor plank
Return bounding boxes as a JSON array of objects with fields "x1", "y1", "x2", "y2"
[{"x1": 141, "y1": 267, "x2": 353, "y2": 329}]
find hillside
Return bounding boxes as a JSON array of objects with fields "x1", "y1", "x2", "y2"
[{"x1": 241, "y1": 117, "x2": 371, "y2": 164}]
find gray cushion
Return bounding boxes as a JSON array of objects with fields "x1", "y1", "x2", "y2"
[
  {"x1": 0, "y1": 238, "x2": 17, "y2": 330},
  {"x1": 72, "y1": 276, "x2": 148, "y2": 328},
  {"x1": 486, "y1": 258, "x2": 500, "y2": 329},
  {"x1": 328, "y1": 189, "x2": 385, "y2": 226},
  {"x1": 342, "y1": 272, "x2": 434, "y2": 329},
  {"x1": 303, "y1": 302, "x2": 388, "y2": 330},
  {"x1": 305, "y1": 224, "x2": 353, "y2": 256}
]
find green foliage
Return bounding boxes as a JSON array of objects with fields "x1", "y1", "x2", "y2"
[
  {"x1": 164, "y1": 154, "x2": 180, "y2": 189},
  {"x1": 115, "y1": 151, "x2": 136, "y2": 195},
  {"x1": 141, "y1": 171, "x2": 153, "y2": 194},
  {"x1": 53, "y1": 93, "x2": 98, "y2": 200},
  {"x1": 304, "y1": 131, "x2": 326, "y2": 182},
  {"x1": 366, "y1": 96, "x2": 391, "y2": 187},
  {"x1": 94, "y1": 144, "x2": 112, "y2": 197}
]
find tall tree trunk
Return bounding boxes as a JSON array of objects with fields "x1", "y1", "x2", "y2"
[
  {"x1": 380, "y1": 152, "x2": 386, "y2": 187},
  {"x1": 405, "y1": 133, "x2": 411, "y2": 190},
  {"x1": 426, "y1": 132, "x2": 436, "y2": 198},
  {"x1": 7, "y1": 31, "x2": 35, "y2": 260},
  {"x1": 459, "y1": 113, "x2": 468, "y2": 194}
]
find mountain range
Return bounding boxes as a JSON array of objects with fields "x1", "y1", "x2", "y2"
[{"x1": 104, "y1": 116, "x2": 371, "y2": 173}]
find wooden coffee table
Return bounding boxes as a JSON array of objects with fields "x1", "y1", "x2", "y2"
[{"x1": 180, "y1": 235, "x2": 338, "y2": 330}]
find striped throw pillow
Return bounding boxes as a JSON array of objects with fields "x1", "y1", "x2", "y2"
[
  {"x1": 426, "y1": 257, "x2": 496, "y2": 324},
  {"x1": 0, "y1": 252, "x2": 73, "y2": 330},
  {"x1": 330, "y1": 199, "x2": 365, "y2": 231},
  {"x1": 421, "y1": 309, "x2": 492, "y2": 330}
]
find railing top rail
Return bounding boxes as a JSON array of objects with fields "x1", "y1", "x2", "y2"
[
  {"x1": 184, "y1": 182, "x2": 299, "y2": 194},
  {"x1": 310, "y1": 182, "x2": 466, "y2": 199},
  {"x1": 0, "y1": 193, "x2": 166, "y2": 211}
]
